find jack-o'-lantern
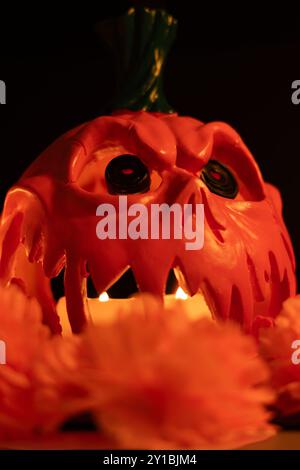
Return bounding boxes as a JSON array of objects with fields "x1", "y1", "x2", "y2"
[{"x1": 0, "y1": 7, "x2": 296, "y2": 334}]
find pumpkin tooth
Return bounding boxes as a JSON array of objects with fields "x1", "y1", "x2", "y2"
[
  {"x1": 0, "y1": 212, "x2": 23, "y2": 280},
  {"x1": 86, "y1": 244, "x2": 129, "y2": 297},
  {"x1": 200, "y1": 279, "x2": 229, "y2": 322},
  {"x1": 89, "y1": 263, "x2": 130, "y2": 297},
  {"x1": 43, "y1": 240, "x2": 65, "y2": 278},
  {"x1": 64, "y1": 254, "x2": 88, "y2": 334},
  {"x1": 130, "y1": 255, "x2": 174, "y2": 299},
  {"x1": 173, "y1": 257, "x2": 202, "y2": 297},
  {"x1": 173, "y1": 264, "x2": 191, "y2": 294}
]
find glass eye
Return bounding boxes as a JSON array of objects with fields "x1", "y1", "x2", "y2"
[
  {"x1": 200, "y1": 160, "x2": 238, "y2": 199},
  {"x1": 105, "y1": 154, "x2": 150, "y2": 195}
]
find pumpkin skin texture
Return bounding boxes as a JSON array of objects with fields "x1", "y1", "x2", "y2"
[{"x1": 0, "y1": 110, "x2": 296, "y2": 334}]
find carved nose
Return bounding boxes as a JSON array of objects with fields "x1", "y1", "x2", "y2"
[{"x1": 161, "y1": 168, "x2": 202, "y2": 209}]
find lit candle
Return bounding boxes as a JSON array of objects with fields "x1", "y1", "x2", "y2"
[
  {"x1": 165, "y1": 287, "x2": 212, "y2": 321},
  {"x1": 57, "y1": 288, "x2": 212, "y2": 336}
]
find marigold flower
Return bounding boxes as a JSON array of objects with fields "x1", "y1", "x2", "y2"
[
  {"x1": 0, "y1": 287, "x2": 276, "y2": 449},
  {"x1": 32, "y1": 334, "x2": 94, "y2": 432},
  {"x1": 260, "y1": 295, "x2": 300, "y2": 416},
  {"x1": 0, "y1": 284, "x2": 49, "y2": 439},
  {"x1": 74, "y1": 295, "x2": 275, "y2": 449}
]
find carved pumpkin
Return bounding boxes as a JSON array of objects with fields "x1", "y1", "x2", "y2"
[{"x1": 0, "y1": 8, "x2": 296, "y2": 334}]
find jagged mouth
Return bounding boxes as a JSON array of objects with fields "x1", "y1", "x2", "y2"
[{"x1": 54, "y1": 267, "x2": 213, "y2": 334}]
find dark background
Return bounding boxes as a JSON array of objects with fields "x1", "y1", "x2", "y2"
[{"x1": 0, "y1": 1, "x2": 300, "y2": 283}]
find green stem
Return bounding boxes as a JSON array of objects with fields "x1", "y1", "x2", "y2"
[{"x1": 97, "y1": 7, "x2": 177, "y2": 113}]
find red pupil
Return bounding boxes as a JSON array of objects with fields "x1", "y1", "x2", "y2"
[
  {"x1": 210, "y1": 170, "x2": 221, "y2": 180},
  {"x1": 121, "y1": 168, "x2": 134, "y2": 175}
]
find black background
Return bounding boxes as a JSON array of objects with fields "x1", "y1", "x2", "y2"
[{"x1": 0, "y1": 1, "x2": 300, "y2": 282}]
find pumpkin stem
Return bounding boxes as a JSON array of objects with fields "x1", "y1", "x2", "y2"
[{"x1": 97, "y1": 7, "x2": 177, "y2": 113}]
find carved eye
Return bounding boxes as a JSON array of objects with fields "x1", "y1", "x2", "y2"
[
  {"x1": 105, "y1": 154, "x2": 151, "y2": 194},
  {"x1": 200, "y1": 160, "x2": 238, "y2": 199}
]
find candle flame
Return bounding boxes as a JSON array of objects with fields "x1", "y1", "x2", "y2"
[
  {"x1": 99, "y1": 289, "x2": 188, "y2": 302},
  {"x1": 99, "y1": 292, "x2": 109, "y2": 302},
  {"x1": 175, "y1": 287, "x2": 189, "y2": 300}
]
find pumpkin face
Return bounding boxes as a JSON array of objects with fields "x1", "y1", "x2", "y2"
[{"x1": 0, "y1": 109, "x2": 296, "y2": 334}]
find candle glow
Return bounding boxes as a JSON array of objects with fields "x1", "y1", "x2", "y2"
[
  {"x1": 175, "y1": 287, "x2": 189, "y2": 300},
  {"x1": 98, "y1": 292, "x2": 109, "y2": 302}
]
